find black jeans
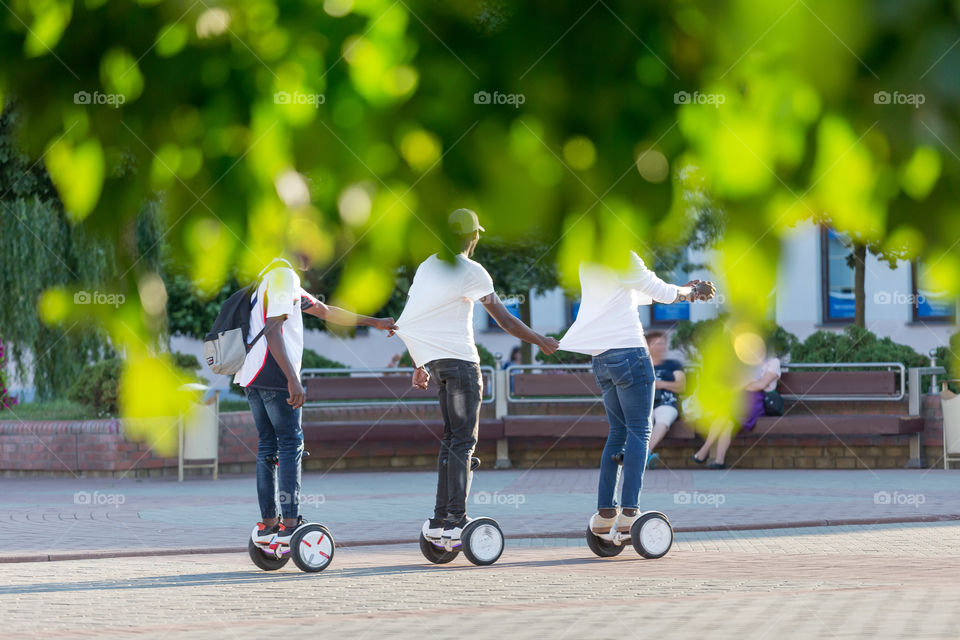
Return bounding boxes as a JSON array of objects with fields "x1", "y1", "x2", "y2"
[{"x1": 428, "y1": 359, "x2": 483, "y2": 522}]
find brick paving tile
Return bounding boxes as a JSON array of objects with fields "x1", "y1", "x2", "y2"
[{"x1": 0, "y1": 522, "x2": 958, "y2": 639}]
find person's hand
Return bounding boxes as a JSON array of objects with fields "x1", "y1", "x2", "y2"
[
  {"x1": 693, "y1": 280, "x2": 717, "y2": 301},
  {"x1": 539, "y1": 335, "x2": 560, "y2": 356},
  {"x1": 412, "y1": 367, "x2": 430, "y2": 390},
  {"x1": 373, "y1": 317, "x2": 398, "y2": 333},
  {"x1": 287, "y1": 379, "x2": 306, "y2": 409}
]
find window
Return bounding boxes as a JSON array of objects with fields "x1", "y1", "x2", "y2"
[
  {"x1": 821, "y1": 227, "x2": 855, "y2": 323},
  {"x1": 567, "y1": 298, "x2": 581, "y2": 326},
  {"x1": 912, "y1": 262, "x2": 956, "y2": 323},
  {"x1": 650, "y1": 300, "x2": 690, "y2": 324},
  {"x1": 650, "y1": 264, "x2": 690, "y2": 326},
  {"x1": 486, "y1": 297, "x2": 522, "y2": 329}
]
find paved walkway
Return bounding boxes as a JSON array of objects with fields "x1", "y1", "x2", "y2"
[
  {"x1": 3, "y1": 468, "x2": 959, "y2": 561},
  {"x1": 2, "y1": 522, "x2": 959, "y2": 639}
]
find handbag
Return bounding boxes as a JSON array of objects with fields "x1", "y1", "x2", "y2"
[{"x1": 763, "y1": 390, "x2": 784, "y2": 416}]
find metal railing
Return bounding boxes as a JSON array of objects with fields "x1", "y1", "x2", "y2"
[
  {"x1": 909, "y1": 366, "x2": 946, "y2": 416},
  {"x1": 504, "y1": 361, "x2": 909, "y2": 404},
  {"x1": 779, "y1": 362, "x2": 906, "y2": 402},
  {"x1": 300, "y1": 366, "x2": 496, "y2": 407},
  {"x1": 505, "y1": 363, "x2": 596, "y2": 404}
]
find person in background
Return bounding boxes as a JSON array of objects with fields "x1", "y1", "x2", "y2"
[
  {"x1": 692, "y1": 344, "x2": 782, "y2": 469},
  {"x1": 645, "y1": 330, "x2": 685, "y2": 470},
  {"x1": 503, "y1": 346, "x2": 523, "y2": 370}
]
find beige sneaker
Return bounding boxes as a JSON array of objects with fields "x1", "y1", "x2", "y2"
[
  {"x1": 589, "y1": 511, "x2": 619, "y2": 534},
  {"x1": 616, "y1": 511, "x2": 641, "y2": 534}
]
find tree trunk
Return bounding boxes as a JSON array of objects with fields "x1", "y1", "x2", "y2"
[
  {"x1": 853, "y1": 243, "x2": 866, "y2": 328},
  {"x1": 520, "y1": 291, "x2": 533, "y2": 364}
]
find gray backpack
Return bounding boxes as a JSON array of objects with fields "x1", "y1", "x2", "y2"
[{"x1": 203, "y1": 261, "x2": 288, "y2": 374}]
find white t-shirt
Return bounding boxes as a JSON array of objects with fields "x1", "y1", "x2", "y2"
[
  {"x1": 753, "y1": 357, "x2": 781, "y2": 392},
  {"x1": 234, "y1": 264, "x2": 319, "y2": 390},
  {"x1": 394, "y1": 254, "x2": 495, "y2": 367},
  {"x1": 559, "y1": 252, "x2": 679, "y2": 356}
]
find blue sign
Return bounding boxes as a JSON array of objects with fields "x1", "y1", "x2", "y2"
[{"x1": 652, "y1": 302, "x2": 690, "y2": 323}]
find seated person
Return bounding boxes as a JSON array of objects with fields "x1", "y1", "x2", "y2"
[
  {"x1": 645, "y1": 331, "x2": 685, "y2": 469},
  {"x1": 692, "y1": 347, "x2": 782, "y2": 470}
]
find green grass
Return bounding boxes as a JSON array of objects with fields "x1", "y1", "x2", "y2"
[
  {"x1": 0, "y1": 399, "x2": 107, "y2": 421},
  {"x1": 220, "y1": 398, "x2": 249, "y2": 413},
  {"x1": 0, "y1": 396, "x2": 251, "y2": 421}
]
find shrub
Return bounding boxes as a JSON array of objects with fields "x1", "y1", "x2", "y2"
[
  {"x1": 535, "y1": 330, "x2": 592, "y2": 365},
  {"x1": 671, "y1": 316, "x2": 798, "y2": 360},
  {"x1": 301, "y1": 349, "x2": 347, "y2": 372},
  {"x1": 172, "y1": 351, "x2": 201, "y2": 372},
  {"x1": 0, "y1": 337, "x2": 17, "y2": 410},
  {"x1": 790, "y1": 325, "x2": 927, "y2": 370},
  {"x1": 934, "y1": 331, "x2": 960, "y2": 393},
  {"x1": 68, "y1": 358, "x2": 122, "y2": 417}
]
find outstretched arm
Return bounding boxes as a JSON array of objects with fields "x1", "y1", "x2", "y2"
[
  {"x1": 480, "y1": 293, "x2": 559, "y2": 355},
  {"x1": 302, "y1": 291, "x2": 397, "y2": 331}
]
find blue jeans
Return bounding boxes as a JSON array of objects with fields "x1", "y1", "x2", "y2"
[
  {"x1": 592, "y1": 347, "x2": 655, "y2": 511},
  {"x1": 245, "y1": 387, "x2": 304, "y2": 520}
]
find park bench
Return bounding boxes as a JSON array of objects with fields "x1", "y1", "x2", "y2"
[
  {"x1": 502, "y1": 362, "x2": 923, "y2": 467},
  {"x1": 299, "y1": 368, "x2": 502, "y2": 459},
  {"x1": 284, "y1": 361, "x2": 929, "y2": 470}
]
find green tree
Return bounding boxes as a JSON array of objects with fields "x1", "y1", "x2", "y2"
[
  {"x1": 2, "y1": 0, "x2": 958, "y2": 435},
  {"x1": 473, "y1": 237, "x2": 558, "y2": 363}
]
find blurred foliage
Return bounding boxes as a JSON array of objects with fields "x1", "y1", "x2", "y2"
[
  {"x1": 68, "y1": 357, "x2": 121, "y2": 417},
  {"x1": 1, "y1": 0, "x2": 958, "y2": 434},
  {"x1": 670, "y1": 316, "x2": 797, "y2": 361},
  {"x1": 536, "y1": 330, "x2": 592, "y2": 365}
]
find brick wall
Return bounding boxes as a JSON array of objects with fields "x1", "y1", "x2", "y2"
[{"x1": 1, "y1": 392, "x2": 952, "y2": 475}]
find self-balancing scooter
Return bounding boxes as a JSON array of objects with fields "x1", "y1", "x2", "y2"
[
  {"x1": 585, "y1": 452, "x2": 674, "y2": 559},
  {"x1": 419, "y1": 456, "x2": 505, "y2": 566},
  {"x1": 247, "y1": 454, "x2": 336, "y2": 573}
]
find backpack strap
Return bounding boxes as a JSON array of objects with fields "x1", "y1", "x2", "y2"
[{"x1": 244, "y1": 260, "x2": 292, "y2": 351}]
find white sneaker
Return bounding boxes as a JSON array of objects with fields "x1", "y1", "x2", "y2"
[
  {"x1": 442, "y1": 516, "x2": 470, "y2": 543},
  {"x1": 616, "y1": 511, "x2": 641, "y2": 534},
  {"x1": 589, "y1": 512, "x2": 618, "y2": 535},
  {"x1": 422, "y1": 518, "x2": 443, "y2": 540}
]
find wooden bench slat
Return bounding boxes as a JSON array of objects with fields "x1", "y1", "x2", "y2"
[
  {"x1": 305, "y1": 373, "x2": 491, "y2": 401},
  {"x1": 512, "y1": 373, "x2": 600, "y2": 397},
  {"x1": 303, "y1": 418, "x2": 505, "y2": 442},
  {"x1": 779, "y1": 371, "x2": 897, "y2": 396}
]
